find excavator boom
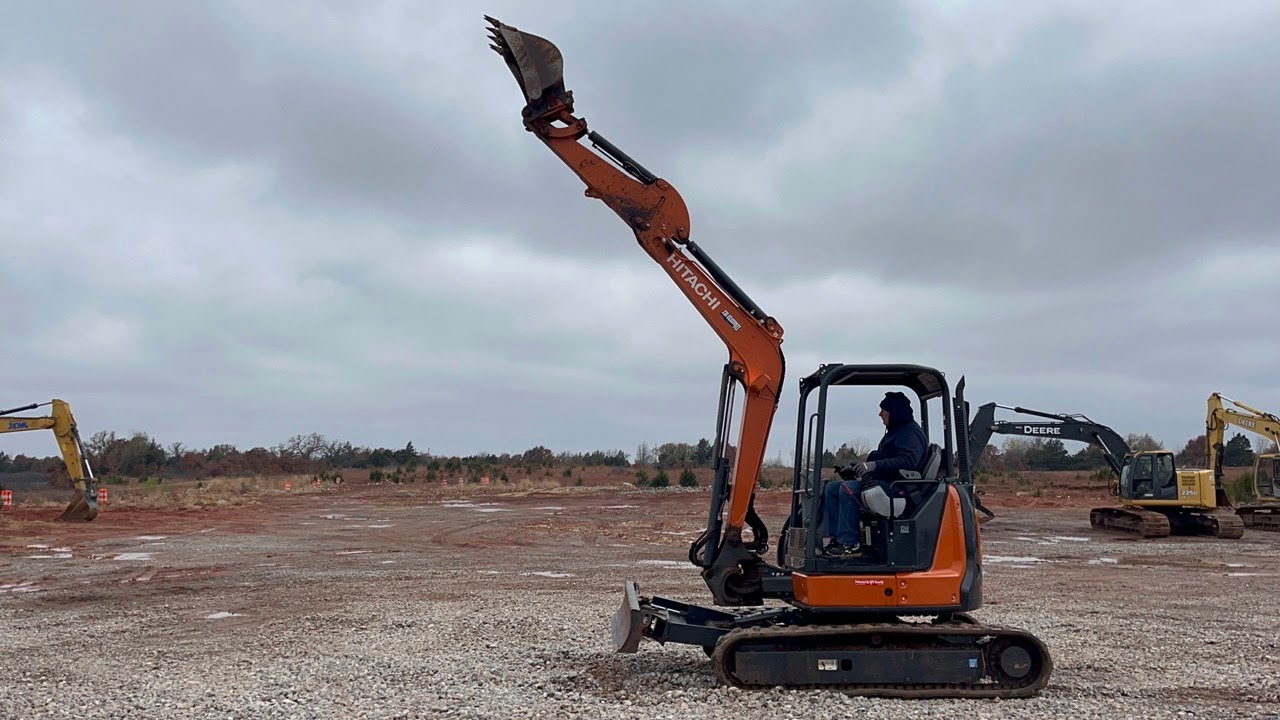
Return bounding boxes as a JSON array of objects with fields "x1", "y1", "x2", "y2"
[{"x1": 1, "y1": 399, "x2": 99, "y2": 521}]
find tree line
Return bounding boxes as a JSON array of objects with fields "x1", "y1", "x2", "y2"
[
  {"x1": 973, "y1": 432, "x2": 1270, "y2": 472},
  {"x1": 1, "y1": 429, "x2": 1272, "y2": 481}
]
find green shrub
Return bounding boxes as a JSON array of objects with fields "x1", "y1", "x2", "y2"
[
  {"x1": 138, "y1": 476, "x2": 161, "y2": 487},
  {"x1": 634, "y1": 470, "x2": 649, "y2": 487},
  {"x1": 314, "y1": 470, "x2": 345, "y2": 484},
  {"x1": 104, "y1": 475, "x2": 127, "y2": 486},
  {"x1": 562, "y1": 467, "x2": 573, "y2": 477},
  {"x1": 1228, "y1": 473, "x2": 1255, "y2": 504},
  {"x1": 652, "y1": 470, "x2": 670, "y2": 488},
  {"x1": 679, "y1": 468, "x2": 698, "y2": 487}
]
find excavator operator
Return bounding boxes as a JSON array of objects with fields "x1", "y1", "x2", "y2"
[{"x1": 823, "y1": 392, "x2": 928, "y2": 556}]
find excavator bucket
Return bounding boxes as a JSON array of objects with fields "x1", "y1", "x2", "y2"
[
  {"x1": 485, "y1": 16, "x2": 568, "y2": 112},
  {"x1": 55, "y1": 489, "x2": 98, "y2": 522}
]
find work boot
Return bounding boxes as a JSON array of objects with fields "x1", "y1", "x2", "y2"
[{"x1": 822, "y1": 541, "x2": 861, "y2": 557}]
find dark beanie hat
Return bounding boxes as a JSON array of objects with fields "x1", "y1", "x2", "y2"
[{"x1": 880, "y1": 391, "x2": 914, "y2": 427}]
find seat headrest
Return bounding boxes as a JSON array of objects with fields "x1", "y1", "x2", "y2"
[{"x1": 922, "y1": 443, "x2": 943, "y2": 481}]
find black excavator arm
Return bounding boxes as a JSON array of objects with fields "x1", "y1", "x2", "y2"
[{"x1": 967, "y1": 403, "x2": 1132, "y2": 477}]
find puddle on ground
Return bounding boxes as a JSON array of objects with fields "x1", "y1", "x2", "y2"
[
  {"x1": 637, "y1": 560, "x2": 688, "y2": 569},
  {"x1": 113, "y1": 552, "x2": 154, "y2": 561},
  {"x1": 0, "y1": 581, "x2": 39, "y2": 593},
  {"x1": 520, "y1": 571, "x2": 574, "y2": 578},
  {"x1": 136, "y1": 535, "x2": 167, "y2": 541},
  {"x1": 204, "y1": 611, "x2": 244, "y2": 620},
  {"x1": 26, "y1": 545, "x2": 72, "y2": 559},
  {"x1": 985, "y1": 555, "x2": 1046, "y2": 564}
]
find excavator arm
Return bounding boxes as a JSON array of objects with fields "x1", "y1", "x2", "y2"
[
  {"x1": 487, "y1": 18, "x2": 785, "y2": 604},
  {"x1": 1, "y1": 399, "x2": 99, "y2": 521},
  {"x1": 968, "y1": 403, "x2": 1132, "y2": 477}
]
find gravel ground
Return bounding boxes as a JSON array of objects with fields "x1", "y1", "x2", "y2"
[{"x1": 1, "y1": 485, "x2": 1278, "y2": 719}]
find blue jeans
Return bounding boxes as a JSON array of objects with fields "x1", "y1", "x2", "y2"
[{"x1": 823, "y1": 480, "x2": 863, "y2": 546}]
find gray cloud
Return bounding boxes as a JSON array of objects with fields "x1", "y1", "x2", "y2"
[{"x1": 1, "y1": 2, "x2": 1277, "y2": 460}]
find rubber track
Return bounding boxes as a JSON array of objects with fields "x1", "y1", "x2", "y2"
[
  {"x1": 1090, "y1": 507, "x2": 1171, "y2": 538},
  {"x1": 710, "y1": 619, "x2": 1053, "y2": 698},
  {"x1": 1237, "y1": 504, "x2": 1280, "y2": 532}
]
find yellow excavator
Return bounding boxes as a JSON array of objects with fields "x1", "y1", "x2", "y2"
[
  {"x1": 966, "y1": 403, "x2": 1241, "y2": 538},
  {"x1": 1206, "y1": 393, "x2": 1280, "y2": 531},
  {"x1": 1, "y1": 399, "x2": 99, "y2": 521}
]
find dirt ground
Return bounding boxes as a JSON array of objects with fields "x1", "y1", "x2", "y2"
[{"x1": 1, "y1": 480, "x2": 1278, "y2": 719}]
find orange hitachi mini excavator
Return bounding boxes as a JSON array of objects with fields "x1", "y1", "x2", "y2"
[{"x1": 487, "y1": 17, "x2": 1051, "y2": 696}]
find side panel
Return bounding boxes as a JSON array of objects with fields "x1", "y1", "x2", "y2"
[{"x1": 792, "y1": 486, "x2": 970, "y2": 610}]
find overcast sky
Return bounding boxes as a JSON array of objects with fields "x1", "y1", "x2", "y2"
[{"x1": 2, "y1": 1, "x2": 1277, "y2": 461}]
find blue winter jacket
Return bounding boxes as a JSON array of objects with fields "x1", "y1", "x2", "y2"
[{"x1": 867, "y1": 419, "x2": 928, "y2": 482}]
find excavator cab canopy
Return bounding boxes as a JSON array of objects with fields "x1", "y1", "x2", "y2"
[{"x1": 795, "y1": 364, "x2": 957, "y2": 481}]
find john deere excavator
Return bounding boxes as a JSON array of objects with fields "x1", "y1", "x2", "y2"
[
  {"x1": 1206, "y1": 393, "x2": 1280, "y2": 531},
  {"x1": 0, "y1": 399, "x2": 99, "y2": 521},
  {"x1": 967, "y1": 403, "x2": 1242, "y2": 539},
  {"x1": 487, "y1": 17, "x2": 1051, "y2": 696}
]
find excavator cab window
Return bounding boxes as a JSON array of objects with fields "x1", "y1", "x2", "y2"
[
  {"x1": 1154, "y1": 453, "x2": 1177, "y2": 500},
  {"x1": 1258, "y1": 455, "x2": 1279, "y2": 499},
  {"x1": 1131, "y1": 454, "x2": 1155, "y2": 498}
]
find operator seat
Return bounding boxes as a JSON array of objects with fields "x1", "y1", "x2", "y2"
[{"x1": 861, "y1": 443, "x2": 942, "y2": 518}]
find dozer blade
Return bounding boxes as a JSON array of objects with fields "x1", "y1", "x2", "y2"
[
  {"x1": 56, "y1": 489, "x2": 98, "y2": 522},
  {"x1": 485, "y1": 16, "x2": 568, "y2": 112},
  {"x1": 611, "y1": 580, "x2": 646, "y2": 653}
]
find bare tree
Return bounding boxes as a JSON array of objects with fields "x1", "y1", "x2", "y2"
[
  {"x1": 1125, "y1": 433, "x2": 1164, "y2": 452},
  {"x1": 634, "y1": 442, "x2": 653, "y2": 466}
]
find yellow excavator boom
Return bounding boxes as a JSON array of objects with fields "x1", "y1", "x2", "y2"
[
  {"x1": 1206, "y1": 393, "x2": 1280, "y2": 485},
  {"x1": 0, "y1": 399, "x2": 99, "y2": 521},
  {"x1": 1206, "y1": 393, "x2": 1280, "y2": 531}
]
